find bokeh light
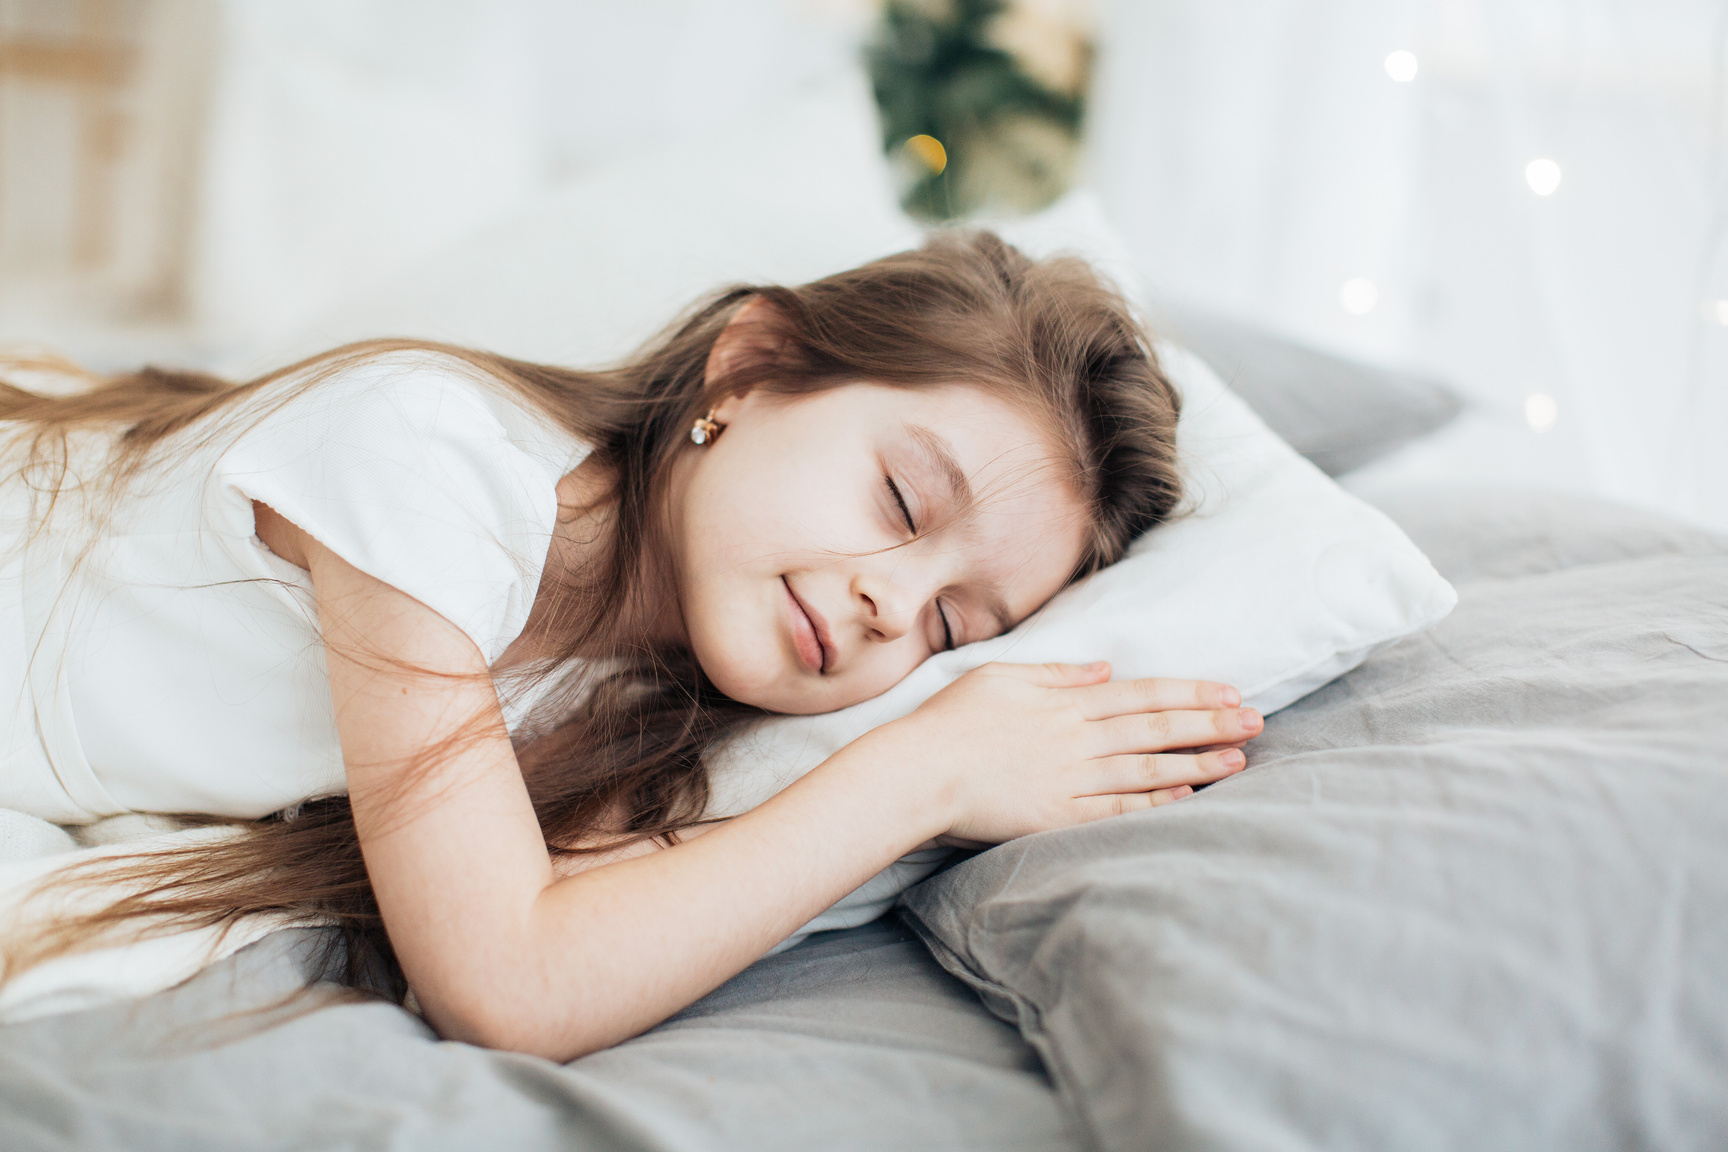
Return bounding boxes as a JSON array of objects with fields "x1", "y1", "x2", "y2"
[
  {"x1": 1525, "y1": 158, "x2": 1562, "y2": 196},
  {"x1": 1384, "y1": 50, "x2": 1419, "y2": 82},
  {"x1": 1525, "y1": 393, "x2": 1558, "y2": 432},
  {"x1": 1339, "y1": 277, "x2": 1380, "y2": 315},
  {"x1": 902, "y1": 134, "x2": 947, "y2": 175}
]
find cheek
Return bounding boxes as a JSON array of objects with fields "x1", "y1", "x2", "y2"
[
  {"x1": 696, "y1": 454, "x2": 830, "y2": 553},
  {"x1": 848, "y1": 643, "x2": 926, "y2": 697},
  {"x1": 686, "y1": 615, "x2": 780, "y2": 710},
  {"x1": 690, "y1": 454, "x2": 887, "y2": 584},
  {"x1": 803, "y1": 640, "x2": 928, "y2": 714}
]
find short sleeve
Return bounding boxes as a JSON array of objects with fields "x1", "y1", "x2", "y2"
[{"x1": 217, "y1": 355, "x2": 587, "y2": 664}]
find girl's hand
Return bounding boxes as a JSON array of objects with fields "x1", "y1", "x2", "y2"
[{"x1": 873, "y1": 661, "x2": 1258, "y2": 846}]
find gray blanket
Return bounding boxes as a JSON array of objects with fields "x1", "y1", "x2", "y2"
[
  {"x1": 2, "y1": 918, "x2": 1077, "y2": 1152},
  {"x1": 3, "y1": 486, "x2": 1723, "y2": 1151},
  {"x1": 901, "y1": 486, "x2": 1728, "y2": 1151}
]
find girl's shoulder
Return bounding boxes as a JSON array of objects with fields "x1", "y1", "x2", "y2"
[
  {"x1": 243, "y1": 348, "x2": 581, "y2": 468},
  {"x1": 219, "y1": 349, "x2": 591, "y2": 662}
]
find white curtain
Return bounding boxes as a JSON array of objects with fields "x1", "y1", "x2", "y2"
[{"x1": 1089, "y1": 0, "x2": 1728, "y2": 530}]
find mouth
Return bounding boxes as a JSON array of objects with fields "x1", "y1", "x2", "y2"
[{"x1": 782, "y1": 577, "x2": 833, "y2": 675}]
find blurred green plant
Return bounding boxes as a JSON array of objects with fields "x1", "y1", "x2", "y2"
[{"x1": 867, "y1": 0, "x2": 1090, "y2": 220}]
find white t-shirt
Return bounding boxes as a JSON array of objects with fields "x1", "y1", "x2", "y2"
[{"x1": 0, "y1": 352, "x2": 589, "y2": 823}]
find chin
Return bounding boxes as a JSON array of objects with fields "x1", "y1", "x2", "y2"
[
  {"x1": 691, "y1": 644, "x2": 839, "y2": 715},
  {"x1": 704, "y1": 665, "x2": 821, "y2": 715},
  {"x1": 687, "y1": 632, "x2": 784, "y2": 710}
]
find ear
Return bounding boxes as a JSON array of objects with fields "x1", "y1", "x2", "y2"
[{"x1": 704, "y1": 296, "x2": 782, "y2": 424}]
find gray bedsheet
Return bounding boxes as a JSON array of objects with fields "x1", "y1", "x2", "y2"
[
  {"x1": 4, "y1": 485, "x2": 1722, "y2": 1152},
  {"x1": 2, "y1": 918, "x2": 1077, "y2": 1151},
  {"x1": 901, "y1": 486, "x2": 1728, "y2": 1151}
]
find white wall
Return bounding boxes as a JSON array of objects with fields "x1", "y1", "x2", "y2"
[
  {"x1": 0, "y1": 0, "x2": 871, "y2": 361},
  {"x1": 1088, "y1": 0, "x2": 1728, "y2": 529},
  {"x1": 187, "y1": 1, "x2": 541, "y2": 344},
  {"x1": 188, "y1": 0, "x2": 867, "y2": 348}
]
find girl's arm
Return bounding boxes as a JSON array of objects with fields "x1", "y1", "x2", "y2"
[{"x1": 291, "y1": 514, "x2": 1255, "y2": 1061}]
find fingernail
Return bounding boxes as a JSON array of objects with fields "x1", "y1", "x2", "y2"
[
  {"x1": 1219, "y1": 685, "x2": 1241, "y2": 707},
  {"x1": 1239, "y1": 708, "x2": 1262, "y2": 730},
  {"x1": 1220, "y1": 749, "x2": 1245, "y2": 769},
  {"x1": 1084, "y1": 661, "x2": 1107, "y2": 672}
]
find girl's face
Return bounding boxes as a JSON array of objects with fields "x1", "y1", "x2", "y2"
[{"x1": 669, "y1": 378, "x2": 1090, "y2": 715}]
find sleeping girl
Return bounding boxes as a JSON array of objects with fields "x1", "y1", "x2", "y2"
[{"x1": 0, "y1": 232, "x2": 1260, "y2": 1059}]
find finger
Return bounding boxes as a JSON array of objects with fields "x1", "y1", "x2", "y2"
[
  {"x1": 1184, "y1": 740, "x2": 1250, "y2": 755},
  {"x1": 1070, "y1": 785, "x2": 1194, "y2": 823},
  {"x1": 1074, "y1": 677, "x2": 1241, "y2": 721},
  {"x1": 1089, "y1": 707, "x2": 1263, "y2": 756},
  {"x1": 1084, "y1": 748, "x2": 1246, "y2": 795},
  {"x1": 994, "y1": 661, "x2": 1112, "y2": 688}
]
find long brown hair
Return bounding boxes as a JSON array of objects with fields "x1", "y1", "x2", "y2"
[{"x1": 0, "y1": 231, "x2": 1182, "y2": 999}]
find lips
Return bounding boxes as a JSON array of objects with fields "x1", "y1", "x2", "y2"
[{"x1": 782, "y1": 577, "x2": 832, "y2": 674}]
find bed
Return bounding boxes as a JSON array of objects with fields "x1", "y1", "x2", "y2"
[
  {"x1": 6, "y1": 68, "x2": 1726, "y2": 1151},
  {"x1": 5, "y1": 480, "x2": 1724, "y2": 1152}
]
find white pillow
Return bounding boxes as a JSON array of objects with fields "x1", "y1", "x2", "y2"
[
  {"x1": 705, "y1": 193, "x2": 1457, "y2": 818},
  {"x1": 705, "y1": 338, "x2": 1457, "y2": 816},
  {"x1": 725, "y1": 314, "x2": 1459, "y2": 938}
]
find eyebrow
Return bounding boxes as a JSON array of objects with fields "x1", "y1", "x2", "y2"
[
  {"x1": 905, "y1": 423, "x2": 1014, "y2": 635},
  {"x1": 905, "y1": 423, "x2": 973, "y2": 513}
]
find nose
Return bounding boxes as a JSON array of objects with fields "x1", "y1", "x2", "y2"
[{"x1": 851, "y1": 567, "x2": 928, "y2": 643}]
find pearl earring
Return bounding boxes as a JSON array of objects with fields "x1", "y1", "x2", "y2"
[{"x1": 689, "y1": 411, "x2": 723, "y2": 445}]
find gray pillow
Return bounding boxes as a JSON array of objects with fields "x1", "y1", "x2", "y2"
[
  {"x1": 899, "y1": 490, "x2": 1728, "y2": 1152},
  {"x1": 1149, "y1": 301, "x2": 1462, "y2": 475}
]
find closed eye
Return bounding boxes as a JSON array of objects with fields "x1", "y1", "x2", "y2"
[
  {"x1": 888, "y1": 474, "x2": 955, "y2": 651},
  {"x1": 886, "y1": 474, "x2": 916, "y2": 534}
]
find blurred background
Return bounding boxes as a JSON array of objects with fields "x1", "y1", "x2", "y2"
[{"x1": 0, "y1": 0, "x2": 1723, "y2": 529}]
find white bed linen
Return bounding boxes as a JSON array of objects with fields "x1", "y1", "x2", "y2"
[{"x1": 0, "y1": 819, "x2": 296, "y2": 1022}]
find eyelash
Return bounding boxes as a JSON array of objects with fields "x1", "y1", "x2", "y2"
[{"x1": 886, "y1": 474, "x2": 956, "y2": 651}]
